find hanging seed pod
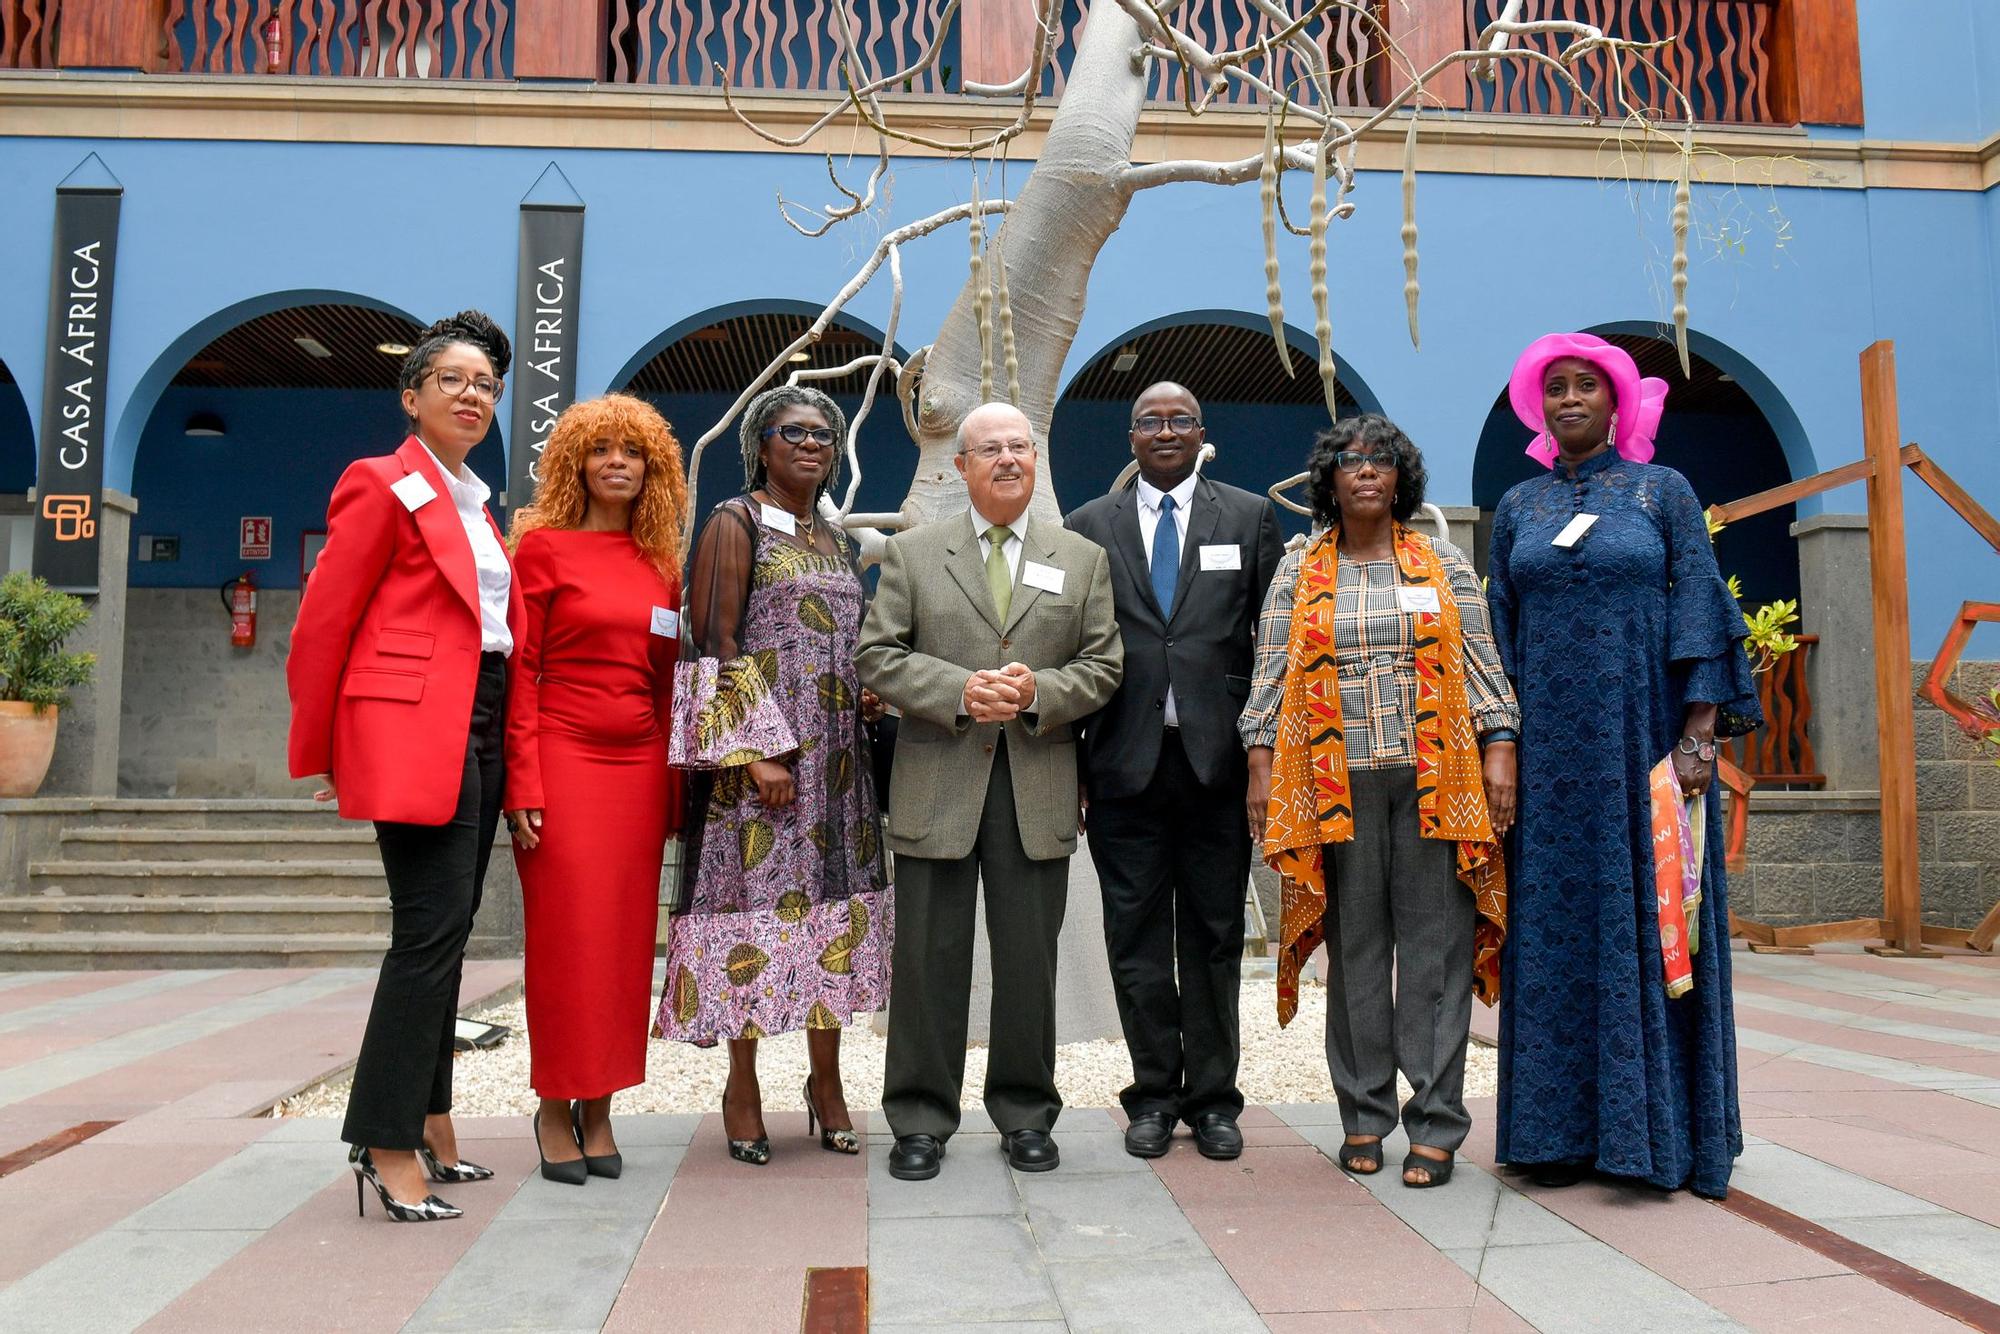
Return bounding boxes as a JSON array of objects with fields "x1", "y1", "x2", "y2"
[
  {"x1": 1261, "y1": 109, "x2": 1294, "y2": 377},
  {"x1": 1308, "y1": 134, "x2": 1338, "y2": 422},
  {"x1": 1402, "y1": 108, "x2": 1421, "y2": 352},
  {"x1": 994, "y1": 227, "x2": 1021, "y2": 405},
  {"x1": 970, "y1": 175, "x2": 994, "y2": 402},
  {"x1": 1671, "y1": 121, "x2": 1692, "y2": 379}
]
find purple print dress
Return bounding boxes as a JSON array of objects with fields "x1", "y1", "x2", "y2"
[{"x1": 657, "y1": 497, "x2": 892, "y2": 1044}]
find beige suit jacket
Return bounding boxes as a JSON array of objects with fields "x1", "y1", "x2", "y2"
[{"x1": 857, "y1": 511, "x2": 1123, "y2": 861}]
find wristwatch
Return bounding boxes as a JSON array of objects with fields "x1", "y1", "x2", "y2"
[{"x1": 1677, "y1": 735, "x2": 1717, "y2": 763}]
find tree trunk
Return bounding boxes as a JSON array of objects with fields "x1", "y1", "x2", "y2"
[{"x1": 902, "y1": 0, "x2": 1148, "y2": 524}]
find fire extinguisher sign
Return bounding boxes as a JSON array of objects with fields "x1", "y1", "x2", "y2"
[{"x1": 239, "y1": 517, "x2": 273, "y2": 560}]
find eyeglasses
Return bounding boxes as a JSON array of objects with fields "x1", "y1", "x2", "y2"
[
  {"x1": 423, "y1": 368, "x2": 503, "y2": 403},
  {"x1": 1132, "y1": 414, "x2": 1201, "y2": 436},
  {"x1": 1333, "y1": 449, "x2": 1398, "y2": 474},
  {"x1": 960, "y1": 440, "x2": 1037, "y2": 462},
  {"x1": 762, "y1": 424, "x2": 840, "y2": 447}
]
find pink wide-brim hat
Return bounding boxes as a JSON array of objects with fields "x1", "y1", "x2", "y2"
[{"x1": 1508, "y1": 332, "x2": 1669, "y2": 467}]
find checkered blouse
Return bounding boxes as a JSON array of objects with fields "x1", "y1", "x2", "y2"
[{"x1": 1237, "y1": 538, "x2": 1519, "y2": 769}]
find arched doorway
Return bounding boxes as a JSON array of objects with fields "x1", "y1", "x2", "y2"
[
  {"x1": 0, "y1": 358, "x2": 35, "y2": 575},
  {"x1": 1471, "y1": 328, "x2": 1801, "y2": 608},
  {"x1": 611, "y1": 301, "x2": 912, "y2": 522},
  {"x1": 120, "y1": 297, "x2": 438, "y2": 795},
  {"x1": 1051, "y1": 312, "x2": 1384, "y2": 536}
]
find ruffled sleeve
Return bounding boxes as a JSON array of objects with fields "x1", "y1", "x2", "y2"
[
  {"x1": 1658, "y1": 468, "x2": 1764, "y2": 738},
  {"x1": 669, "y1": 501, "x2": 799, "y2": 768}
]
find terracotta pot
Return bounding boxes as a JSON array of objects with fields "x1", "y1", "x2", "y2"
[{"x1": 0, "y1": 701, "x2": 59, "y2": 798}]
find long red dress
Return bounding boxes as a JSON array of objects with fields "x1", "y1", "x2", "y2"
[{"x1": 505, "y1": 527, "x2": 683, "y2": 1099}]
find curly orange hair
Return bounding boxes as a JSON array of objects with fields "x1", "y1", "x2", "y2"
[{"x1": 508, "y1": 393, "x2": 690, "y2": 581}]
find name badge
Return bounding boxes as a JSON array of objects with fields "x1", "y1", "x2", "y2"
[
  {"x1": 391, "y1": 472, "x2": 438, "y2": 512},
  {"x1": 1395, "y1": 585, "x2": 1442, "y2": 615},
  {"x1": 650, "y1": 606, "x2": 680, "y2": 638},
  {"x1": 1198, "y1": 543, "x2": 1241, "y2": 572},
  {"x1": 1551, "y1": 513, "x2": 1599, "y2": 548},
  {"x1": 1021, "y1": 561, "x2": 1065, "y2": 595},
  {"x1": 759, "y1": 503, "x2": 797, "y2": 536}
]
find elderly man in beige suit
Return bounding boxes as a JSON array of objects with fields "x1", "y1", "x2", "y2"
[{"x1": 858, "y1": 401, "x2": 1123, "y2": 1181}]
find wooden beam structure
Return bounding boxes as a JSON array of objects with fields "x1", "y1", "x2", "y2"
[
  {"x1": 514, "y1": 0, "x2": 611, "y2": 81},
  {"x1": 56, "y1": 0, "x2": 169, "y2": 72}
]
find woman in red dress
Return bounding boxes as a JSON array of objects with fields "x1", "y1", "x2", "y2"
[{"x1": 504, "y1": 393, "x2": 690, "y2": 1185}]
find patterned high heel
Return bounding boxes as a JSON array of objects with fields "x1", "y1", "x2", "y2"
[
  {"x1": 351, "y1": 1146, "x2": 462, "y2": 1222},
  {"x1": 722, "y1": 1094, "x2": 770, "y2": 1166},
  {"x1": 418, "y1": 1142, "x2": 495, "y2": 1184},
  {"x1": 803, "y1": 1079, "x2": 860, "y2": 1155}
]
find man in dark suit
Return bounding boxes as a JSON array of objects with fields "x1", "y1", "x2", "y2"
[{"x1": 1067, "y1": 382, "x2": 1284, "y2": 1161}]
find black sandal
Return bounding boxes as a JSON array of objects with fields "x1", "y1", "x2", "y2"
[
  {"x1": 1340, "y1": 1138, "x2": 1384, "y2": 1175},
  {"x1": 1402, "y1": 1150, "x2": 1454, "y2": 1188}
]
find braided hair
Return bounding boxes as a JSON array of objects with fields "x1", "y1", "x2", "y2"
[{"x1": 738, "y1": 385, "x2": 847, "y2": 500}]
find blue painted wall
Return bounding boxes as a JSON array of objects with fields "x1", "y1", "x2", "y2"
[{"x1": 2, "y1": 27, "x2": 1996, "y2": 647}]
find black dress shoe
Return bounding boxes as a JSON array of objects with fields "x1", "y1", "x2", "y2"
[
  {"x1": 1002, "y1": 1130, "x2": 1059, "y2": 1172},
  {"x1": 1124, "y1": 1112, "x2": 1174, "y2": 1159},
  {"x1": 888, "y1": 1134, "x2": 945, "y2": 1181},
  {"x1": 1191, "y1": 1113, "x2": 1243, "y2": 1161}
]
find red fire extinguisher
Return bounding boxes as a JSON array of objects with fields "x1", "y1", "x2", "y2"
[
  {"x1": 221, "y1": 571, "x2": 258, "y2": 649},
  {"x1": 263, "y1": 11, "x2": 284, "y2": 73}
]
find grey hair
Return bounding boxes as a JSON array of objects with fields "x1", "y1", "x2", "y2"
[{"x1": 738, "y1": 385, "x2": 848, "y2": 497}]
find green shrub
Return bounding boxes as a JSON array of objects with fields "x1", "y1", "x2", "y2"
[{"x1": 0, "y1": 572, "x2": 96, "y2": 710}]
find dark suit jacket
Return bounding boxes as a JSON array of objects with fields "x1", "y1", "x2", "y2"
[{"x1": 1067, "y1": 474, "x2": 1284, "y2": 801}]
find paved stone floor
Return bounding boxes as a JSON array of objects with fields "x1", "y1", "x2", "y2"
[{"x1": 2, "y1": 947, "x2": 1999, "y2": 1332}]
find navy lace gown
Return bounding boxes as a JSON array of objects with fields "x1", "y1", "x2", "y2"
[{"x1": 1487, "y1": 450, "x2": 1762, "y2": 1198}]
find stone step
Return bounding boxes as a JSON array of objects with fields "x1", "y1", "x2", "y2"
[
  {"x1": 0, "y1": 931, "x2": 388, "y2": 970},
  {"x1": 0, "y1": 894, "x2": 391, "y2": 936},
  {"x1": 27, "y1": 859, "x2": 389, "y2": 898},
  {"x1": 58, "y1": 827, "x2": 380, "y2": 862},
  {"x1": 0, "y1": 798, "x2": 349, "y2": 832}
]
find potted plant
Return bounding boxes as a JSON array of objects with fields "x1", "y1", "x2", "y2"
[{"x1": 0, "y1": 571, "x2": 96, "y2": 798}]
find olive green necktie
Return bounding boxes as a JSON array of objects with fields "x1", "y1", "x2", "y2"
[{"x1": 985, "y1": 524, "x2": 1015, "y2": 622}]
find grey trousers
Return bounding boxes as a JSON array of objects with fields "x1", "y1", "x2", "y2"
[
  {"x1": 1323, "y1": 765, "x2": 1477, "y2": 1151},
  {"x1": 883, "y1": 741, "x2": 1070, "y2": 1140}
]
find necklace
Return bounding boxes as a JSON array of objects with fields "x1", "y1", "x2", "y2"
[{"x1": 762, "y1": 489, "x2": 816, "y2": 545}]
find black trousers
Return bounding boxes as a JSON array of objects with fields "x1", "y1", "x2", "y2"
[
  {"x1": 341, "y1": 653, "x2": 507, "y2": 1150},
  {"x1": 1086, "y1": 729, "x2": 1249, "y2": 1122},
  {"x1": 882, "y1": 741, "x2": 1070, "y2": 1140}
]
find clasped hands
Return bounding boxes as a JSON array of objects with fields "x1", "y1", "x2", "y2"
[{"x1": 962, "y1": 662, "x2": 1037, "y2": 725}]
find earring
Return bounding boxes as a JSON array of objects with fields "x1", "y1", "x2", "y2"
[{"x1": 1606, "y1": 412, "x2": 1619, "y2": 452}]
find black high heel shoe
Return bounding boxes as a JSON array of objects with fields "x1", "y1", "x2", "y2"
[
  {"x1": 722, "y1": 1094, "x2": 770, "y2": 1166},
  {"x1": 418, "y1": 1142, "x2": 495, "y2": 1184},
  {"x1": 351, "y1": 1146, "x2": 462, "y2": 1222},
  {"x1": 571, "y1": 1102, "x2": 623, "y2": 1180},
  {"x1": 803, "y1": 1079, "x2": 860, "y2": 1155},
  {"x1": 532, "y1": 1109, "x2": 588, "y2": 1186}
]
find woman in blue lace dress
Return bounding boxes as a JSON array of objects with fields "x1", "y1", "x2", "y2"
[{"x1": 1487, "y1": 333, "x2": 1762, "y2": 1199}]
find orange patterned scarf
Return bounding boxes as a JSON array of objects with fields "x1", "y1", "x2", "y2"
[{"x1": 1266, "y1": 525, "x2": 1508, "y2": 1026}]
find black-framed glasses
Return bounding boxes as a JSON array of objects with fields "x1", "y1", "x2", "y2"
[
  {"x1": 959, "y1": 439, "x2": 1037, "y2": 462},
  {"x1": 762, "y1": 424, "x2": 839, "y2": 447},
  {"x1": 1132, "y1": 413, "x2": 1201, "y2": 436},
  {"x1": 423, "y1": 367, "x2": 503, "y2": 403},
  {"x1": 1333, "y1": 449, "x2": 1398, "y2": 474}
]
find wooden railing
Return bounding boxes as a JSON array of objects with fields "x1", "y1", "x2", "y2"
[
  {"x1": 0, "y1": 0, "x2": 61, "y2": 69},
  {"x1": 1463, "y1": 0, "x2": 1778, "y2": 123},
  {"x1": 165, "y1": 1, "x2": 511, "y2": 79},
  {"x1": 1726, "y1": 633, "x2": 1823, "y2": 786},
  {"x1": 609, "y1": 0, "x2": 956, "y2": 93}
]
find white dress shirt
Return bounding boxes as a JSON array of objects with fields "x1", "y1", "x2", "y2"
[
  {"x1": 969, "y1": 504, "x2": 1027, "y2": 584},
  {"x1": 419, "y1": 439, "x2": 514, "y2": 656},
  {"x1": 1136, "y1": 473, "x2": 1197, "y2": 725}
]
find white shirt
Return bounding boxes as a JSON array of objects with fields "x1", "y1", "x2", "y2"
[
  {"x1": 419, "y1": 439, "x2": 514, "y2": 656},
  {"x1": 969, "y1": 505, "x2": 1027, "y2": 585},
  {"x1": 1136, "y1": 474, "x2": 1198, "y2": 725}
]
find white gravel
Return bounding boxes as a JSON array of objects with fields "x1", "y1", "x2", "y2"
[{"x1": 281, "y1": 977, "x2": 1497, "y2": 1117}]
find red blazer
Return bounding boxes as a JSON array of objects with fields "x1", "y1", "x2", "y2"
[{"x1": 287, "y1": 436, "x2": 526, "y2": 826}]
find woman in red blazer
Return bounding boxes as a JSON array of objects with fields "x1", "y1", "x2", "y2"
[{"x1": 287, "y1": 310, "x2": 521, "y2": 1223}]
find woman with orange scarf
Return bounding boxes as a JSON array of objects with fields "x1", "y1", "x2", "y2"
[
  {"x1": 1242, "y1": 415, "x2": 1517, "y2": 1188},
  {"x1": 503, "y1": 394, "x2": 690, "y2": 1184}
]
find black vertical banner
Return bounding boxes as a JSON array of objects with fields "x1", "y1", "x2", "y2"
[
  {"x1": 34, "y1": 182, "x2": 122, "y2": 593},
  {"x1": 507, "y1": 200, "x2": 584, "y2": 511}
]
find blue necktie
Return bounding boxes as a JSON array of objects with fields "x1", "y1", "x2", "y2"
[{"x1": 1151, "y1": 494, "x2": 1180, "y2": 618}]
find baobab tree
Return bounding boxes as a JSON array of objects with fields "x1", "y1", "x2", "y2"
[{"x1": 682, "y1": 0, "x2": 1705, "y2": 554}]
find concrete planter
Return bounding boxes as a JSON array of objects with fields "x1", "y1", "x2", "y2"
[{"x1": 0, "y1": 702, "x2": 60, "y2": 798}]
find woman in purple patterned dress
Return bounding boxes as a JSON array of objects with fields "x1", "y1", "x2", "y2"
[{"x1": 656, "y1": 385, "x2": 892, "y2": 1166}]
